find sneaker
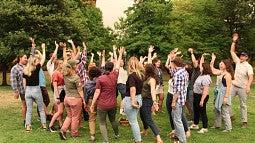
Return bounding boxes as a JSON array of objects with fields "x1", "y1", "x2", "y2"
[
  {"x1": 189, "y1": 124, "x2": 199, "y2": 130},
  {"x1": 197, "y1": 128, "x2": 208, "y2": 134},
  {"x1": 115, "y1": 134, "x2": 120, "y2": 140},
  {"x1": 222, "y1": 129, "x2": 232, "y2": 132},
  {"x1": 59, "y1": 131, "x2": 66, "y2": 140},
  {"x1": 48, "y1": 126, "x2": 57, "y2": 132}
]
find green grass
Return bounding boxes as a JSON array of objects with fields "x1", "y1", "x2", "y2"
[{"x1": 0, "y1": 72, "x2": 255, "y2": 143}]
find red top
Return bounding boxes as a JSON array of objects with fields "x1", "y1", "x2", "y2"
[
  {"x1": 96, "y1": 69, "x2": 119, "y2": 108},
  {"x1": 52, "y1": 71, "x2": 65, "y2": 86}
]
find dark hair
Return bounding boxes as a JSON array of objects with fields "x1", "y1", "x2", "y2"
[
  {"x1": 89, "y1": 66, "x2": 102, "y2": 80},
  {"x1": 201, "y1": 63, "x2": 211, "y2": 75},
  {"x1": 144, "y1": 63, "x2": 158, "y2": 84},
  {"x1": 172, "y1": 56, "x2": 183, "y2": 67},
  {"x1": 104, "y1": 62, "x2": 114, "y2": 75},
  {"x1": 222, "y1": 59, "x2": 234, "y2": 80},
  {"x1": 15, "y1": 53, "x2": 26, "y2": 63}
]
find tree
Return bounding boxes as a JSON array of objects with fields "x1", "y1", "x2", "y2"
[
  {"x1": 115, "y1": 0, "x2": 173, "y2": 61},
  {"x1": 0, "y1": 0, "x2": 114, "y2": 85}
]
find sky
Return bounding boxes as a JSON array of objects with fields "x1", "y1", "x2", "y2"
[{"x1": 96, "y1": 0, "x2": 134, "y2": 29}]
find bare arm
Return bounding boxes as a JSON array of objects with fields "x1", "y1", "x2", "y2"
[
  {"x1": 77, "y1": 86, "x2": 86, "y2": 104},
  {"x1": 147, "y1": 45, "x2": 154, "y2": 64},
  {"x1": 113, "y1": 45, "x2": 118, "y2": 61},
  {"x1": 90, "y1": 53, "x2": 94, "y2": 64},
  {"x1": 74, "y1": 46, "x2": 81, "y2": 60},
  {"x1": 189, "y1": 48, "x2": 199, "y2": 68},
  {"x1": 60, "y1": 42, "x2": 67, "y2": 63},
  {"x1": 40, "y1": 43, "x2": 46, "y2": 66},
  {"x1": 23, "y1": 78, "x2": 26, "y2": 92},
  {"x1": 200, "y1": 86, "x2": 209, "y2": 107},
  {"x1": 68, "y1": 39, "x2": 77, "y2": 56},
  {"x1": 101, "y1": 50, "x2": 105, "y2": 67},
  {"x1": 246, "y1": 74, "x2": 253, "y2": 94},
  {"x1": 90, "y1": 89, "x2": 100, "y2": 112},
  {"x1": 230, "y1": 33, "x2": 239, "y2": 61},
  {"x1": 49, "y1": 41, "x2": 59, "y2": 63},
  {"x1": 130, "y1": 86, "x2": 139, "y2": 108},
  {"x1": 115, "y1": 47, "x2": 124, "y2": 69},
  {"x1": 210, "y1": 53, "x2": 221, "y2": 76}
]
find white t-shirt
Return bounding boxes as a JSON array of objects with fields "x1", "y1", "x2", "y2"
[{"x1": 46, "y1": 60, "x2": 54, "y2": 79}]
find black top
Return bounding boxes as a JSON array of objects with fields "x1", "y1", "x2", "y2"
[
  {"x1": 190, "y1": 67, "x2": 201, "y2": 90},
  {"x1": 23, "y1": 64, "x2": 41, "y2": 86},
  {"x1": 222, "y1": 75, "x2": 227, "y2": 87},
  {"x1": 125, "y1": 72, "x2": 143, "y2": 97}
]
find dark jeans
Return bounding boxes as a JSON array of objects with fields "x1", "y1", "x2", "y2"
[
  {"x1": 140, "y1": 98, "x2": 159, "y2": 136},
  {"x1": 98, "y1": 107, "x2": 118, "y2": 142},
  {"x1": 166, "y1": 92, "x2": 189, "y2": 132},
  {"x1": 193, "y1": 93, "x2": 209, "y2": 128},
  {"x1": 117, "y1": 83, "x2": 126, "y2": 99}
]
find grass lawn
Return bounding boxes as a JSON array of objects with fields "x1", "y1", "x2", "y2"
[{"x1": 0, "y1": 71, "x2": 255, "y2": 143}]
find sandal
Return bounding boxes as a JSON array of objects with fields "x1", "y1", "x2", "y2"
[{"x1": 26, "y1": 125, "x2": 32, "y2": 132}]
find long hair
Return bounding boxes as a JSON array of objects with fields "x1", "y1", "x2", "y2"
[
  {"x1": 144, "y1": 63, "x2": 158, "y2": 84},
  {"x1": 62, "y1": 63, "x2": 76, "y2": 76},
  {"x1": 222, "y1": 59, "x2": 234, "y2": 80},
  {"x1": 201, "y1": 63, "x2": 212, "y2": 75},
  {"x1": 24, "y1": 56, "x2": 37, "y2": 77},
  {"x1": 54, "y1": 60, "x2": 63, "y2": 71},
  {"x1": 128, "y1": 56, "x2": 144, "y2": 80}
]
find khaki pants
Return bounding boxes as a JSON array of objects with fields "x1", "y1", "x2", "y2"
[{"x1": 87, "y1": 99, "x2": 97, "y2": 136}]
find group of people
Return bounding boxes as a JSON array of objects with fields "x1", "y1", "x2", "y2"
[{"x1": 10, "y1": 33, "x2": 253, "y2": 143}]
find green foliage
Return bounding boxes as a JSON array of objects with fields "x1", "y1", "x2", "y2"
[{"x1": 115, "y1": 0, "x2": 173, "y2": 61}]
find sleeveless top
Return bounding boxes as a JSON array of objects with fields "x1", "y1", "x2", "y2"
[
  {"x1": 142, "y1": 77, "x2": 151, "y2": 98},
  {"x1": 222, "y1": 75, "x2": 226, "y2": 87}
]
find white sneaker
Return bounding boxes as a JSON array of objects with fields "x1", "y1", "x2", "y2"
[
  {"x1": 189, "y1": 124, "x2": 199, "y2": 130},
  {"x1": 197, "y1": 128, "x2": 208, "y2": 133}
]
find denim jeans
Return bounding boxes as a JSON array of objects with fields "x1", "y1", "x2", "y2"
[
  {"x1": 140, "y1": 98, "x2": 159, "y2": 136},
  {"x1": 117, "y1": 83, "x2": 126, "y2": 99},
  {"x1": 25, "y1": 86, "x2": 46, "y2": 126},
  {"x1": 98, "y1": 107, "x2": 118, "y2": 142},
  {"x1": 172, "y1": 103, "x2": 186, "y2": 143},
  {"x1": 166, "y1": 93, "x2": 189, "y2": 132},
  {"x1": 124, "y1": 94, "x2": 142, "y2": 142}
]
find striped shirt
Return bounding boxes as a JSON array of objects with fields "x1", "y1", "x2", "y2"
[
  {"x1": 76, "y1": 48, "x2": 89, "y2": 86},
  {"x1": 173, "y1": 68, "x2": 189, "y2": 105},
  {"x1": 10, "y1": 63, "x2": 25, "y2": 94}
]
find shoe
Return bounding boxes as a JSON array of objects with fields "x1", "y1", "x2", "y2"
[
  {"x1": 59, "y1": 131, "x2": 66, "y2": 140},
  {"x1": 197, "y1": 128, "x2": 208, "y2": 134},
  {"x1": 48, "y1": 126, "x2": 57, "y2": 132},
  {"x1": 210, "y1": 126, "x2": 220, "y2": 129},
  {"x1": 222, "y1": 129, "x2": 232, "y2": 132},
  {"x1": 120, "y1": 109, "x2": 126, "y2": 115},
  {"x1": 26, "y1": 125, "x2": 32, "y2": 132},
  {"x1": 140, "y1": 130, "x2": 148, "y2": 135},
  {"x1": 230, "y1": 116, "x2": 236, "y2": 122},
  {"x1": 115, "y1": 134, "x2": 120, "y2": 140},
  {"x1": 89, "y1": 135, "x2": 95, "y2": 141},
  {"x1": 189, "y1": 124, "x2": 199, "y2": 130},
  {"x1": 242, "y1": 122, "x2": 247, "y2": 128}
]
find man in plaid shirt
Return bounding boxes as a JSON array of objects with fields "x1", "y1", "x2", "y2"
[
  {"x1": 10, "y1": 53, "x2": 28, "y2": 126},
  {"x1": 171, "y1": 56, "x2": 189, "y2": 143}
]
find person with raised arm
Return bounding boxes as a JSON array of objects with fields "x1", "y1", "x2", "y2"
[
  {"x1": 139, "y1": 45, "x2": 163, "y2": 143},
  {"x1": 210, "y1": 53, "x2": 233, "y2": 132},
  {"x1": 90, "y1": 47, "x2": 124, "y2": 143},
  {"x1": 23, "y1": 42, "x2": 46, "y2": 131},
  {"x1": 228, "y1": 33, "x2": 253, "y2": 128}
]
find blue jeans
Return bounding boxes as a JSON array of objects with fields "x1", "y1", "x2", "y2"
[
  {"x1": 25, "y1": 86, "x2": 46, "y2": 126},
  {"x1": 166, "y1": 92, "x2": 189, "y2": 132},
  {"x1": 172, "y1": 103, "x2": 186, "y2": 143},
  {"x1": 140, "y1": 98, "x2": 159, "y2": 136},
  {"x1": 124, "y1": 95, "x2": 142, "y2": 142},
  {"x1": 117, "y1": 83, "x2": 126, "y2": 99}
]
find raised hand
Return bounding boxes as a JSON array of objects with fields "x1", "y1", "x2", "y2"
[
  {"x1": 113, "y1": 45, "x2": 117, "y2": 51},
  {"x1": 188, "y1": 48, "x2": 193, "y2": 54},
  {"x1": 41, "y1": 43, "x2": 45, "y2": 50},
  {"x1": 67, "y1": 39, "x2": 73, "y2": 44},
  {"x1": 59, "y1": 42, "x2": 66, "y2": 48},
  {"x1": 152, "y1": 52, "x2": 157, "y2": 59},
  {"x1": 109, "y1": 51, "x2": 113, "y2": 57},
  {"x1": 211, "y1": 53, "x2": 216, "y2": 60},
  {"x1": 119, "y1": 46, "x2": 125, "y2": 55},
  {"x1": 232, "y1": 33, "x2": 239, "y2": 42},
  {"x1": 148, "y1": 45, "x2": 155, "y2": 53},
  {"x1": 97, "y1": 51, "x2": 101, "y2": 57},
  {"x1": 55, "y1": 41, "x2": 59, "y2": 48}
]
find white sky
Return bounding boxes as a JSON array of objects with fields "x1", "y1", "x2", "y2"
[{"x1": 96, "y1": 0, "x2": 134, "y2": 29}]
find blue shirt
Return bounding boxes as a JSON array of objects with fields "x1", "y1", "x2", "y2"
[
  {"x1": 39, "y1": 69, "x2": 46, "y2": 87},
  {"x1": 173, "y1": 68, "x2": 189, "y2": 105}
]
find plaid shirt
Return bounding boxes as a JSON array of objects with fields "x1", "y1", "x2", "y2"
[
  {"x1": 76, "y1": 48, "x2": 89, "y2": 86},
  {"x1": 10, "y1": 63, "x2": 25, "y2": 94},
  {"x1": 173, "y1": 68, "x2": 189, "y2": 105}
]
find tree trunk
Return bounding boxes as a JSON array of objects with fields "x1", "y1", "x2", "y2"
[{"x1": 1, "y1": 63, "x2": 8, "y2": 86}]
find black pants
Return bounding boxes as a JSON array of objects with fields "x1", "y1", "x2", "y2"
[
  {"x1": 193, "y1": 93, "x2": 209, "y2": 128},
  {"x1": 140, "y1": 98, "x2": 159, "y2": 135}
]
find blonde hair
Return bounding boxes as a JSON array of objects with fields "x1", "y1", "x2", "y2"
[
  {"x1": 62, "y1": 63, "x2": 76, "y2": 76},
  {"x1": 128, "y1": 56, "x2": 144, "y2": 80},
  {"x1": 24, "y1": 56, "x2": 38, "y2": 77}
]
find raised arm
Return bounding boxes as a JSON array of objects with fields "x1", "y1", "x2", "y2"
[
  {"x1": 60, "y1": 42, "x2": 67, "y2": 63},
  {"x1": 90, "y1": 53, "x2": 94, "y2": 64},
  {"x1": 147, "y1": 45, "x2": 154, "y2": 64},
  {"x1": 149, "y1": 78, "x2": 159, "y2": 111},
  {"x1": 113, "y1": 45, "x2": 118, "y2": 61},
  {"x1": 67, "y1": 39, "x2": 77, "y2": 56},
  {"x1": 101, "y1": 50, "x2": 105, "y2": 67},
  {"x1": 74, "y1": 46, "x2": 81, "y2": 60},
  {"x1": 40, "y1": 43, "x2": 46, "y2": 66},
  {"x1": 49, "y1": 41, "x2": 59, "y2": 64},
  {"x1": 115, "y1": 47, "x2": 124, "y2": 69},
  {"x1": 210, "y1": 53, "x2": 221, "y2": 76},
  {"x1": 199, "y1": 53, "x2": 205, "y2": 71},
  {"x1": 29, "y1": 37, "x2": 36, "y2": 56},
  {"x1": 230, "y1": 33, "x2": 239, "y2": 62},
  {"x1": 189, "y1": 48, "x2": 199, "y2": 68}
]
